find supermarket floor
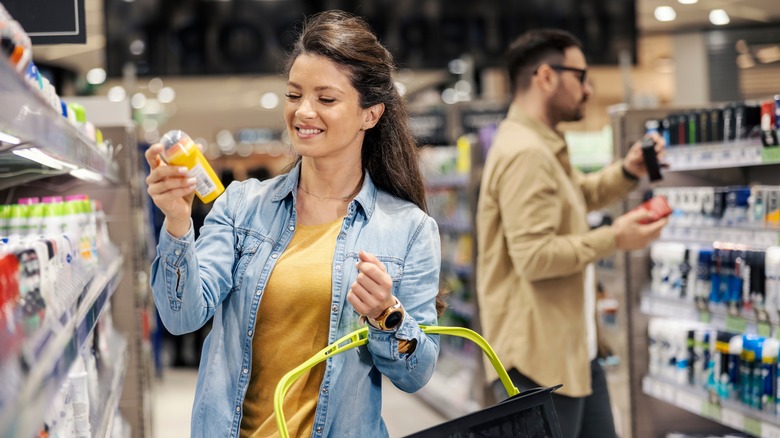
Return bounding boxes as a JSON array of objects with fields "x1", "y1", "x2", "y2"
[{"x1": 151, "y1": 368, "x2": 447, "y2": 437}]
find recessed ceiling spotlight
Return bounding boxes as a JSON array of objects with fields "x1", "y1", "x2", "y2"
[
  {"x1": 86, "y1": 68, "x2": 106, "y2": 85},
  {"x1": 710, "y1": 9, "x2": 730, "y2": 26},
  {"x1": 654, "y1": 6, "x2": 677, "y2": 22},
  {"x1": 677, "y1": 0, "x2": 698, "y2": 4}
]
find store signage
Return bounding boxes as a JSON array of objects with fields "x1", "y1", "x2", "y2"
[
  {"x1": 3, "y1": 0, "x2": 86, "y2": 44},
  {"x1": 460, "y1": 107, "x2": 508, "y2": 134},
  {"x1": 409, "y1": 111, "x2": 449, "y2": 146}
]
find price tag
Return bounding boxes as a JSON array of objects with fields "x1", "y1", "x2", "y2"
[
  {"x1": 676, "y1": 391, "x2": 701, "y2": 414},
  {"x1": 642, "y1": 378, "x2": 653, "y2": 395},
  {"x1": 703, "y1": 401, "x2": 722, "y2": 421},
  {"x1": 744, "y1": 418, "x2": 762, "y2": 437},
  {"x1": 661, "y1": 383, "x2": 675, "y2": 402},
  {"x1": 640, "y1": 298, "x2": 651, "y2": 315},
  {"x1": 722, "y1": 409, "x2": 744, "y2": 430},
  {"x1": 762, "y1": 422, "x2": 780, "y2": 438},
  {"x1": 726, "y1": 315, "x2": 748, "y2": 333},
  {"x1": 758, "y1": 322, "x2": 773, "y2": 338}
]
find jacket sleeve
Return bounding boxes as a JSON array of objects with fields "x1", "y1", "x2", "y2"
[
  {"x1": 150, "y1": 181, "x2": 242, "y2": 335},
  {"x1": 366, "y1": 214, "x2": 441, "y2": 393},
  {"x1": 495, "y1": 148, "x2": 617, "y2": 282},
  {"x1": 576, "y1": 160, "x2": 638, "y2": 212}
]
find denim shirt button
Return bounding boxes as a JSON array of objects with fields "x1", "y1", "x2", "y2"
[
  {"x1": 331, "y1": 304, "x2": 338, "y2": 313},
  {"x1": 235, "y1": 406, "x2": 240, "y2": 413},
  {"x1": 321, "y1": 387, "x2": 328, "y2": 394},
  {"x1": 255, "y1": 289, "x2": 261, "y2": 296},
  {"x1": 271, "y1": 253, "x2": 278, "y2": 259},
  {"x1": 174, "y1": 249, "x2": 181, "y2": 256},
  {"x1": 243, "y1": 368, "x2": 248, "y2": 374},
  {"x1": 288, "y1": 225, "x2": 295, "y2": 231},
  {"x1": 316, "y1": 427, "x2": 322, "y2": 433},
  {"x1": 247, "y1": 330, "x2": 253, "y2": 336},
  {"x1": 335, "y1": 264, "x2": 342, "y2": 271}
]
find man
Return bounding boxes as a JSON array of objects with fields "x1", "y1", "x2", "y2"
[{"x1": 476, "y1": 29, "x2": 667, "y2": 437}]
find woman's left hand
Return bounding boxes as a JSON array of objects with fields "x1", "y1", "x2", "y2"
[{"x1": 348, "y1": 250, "x2": 394, "y2": 319}]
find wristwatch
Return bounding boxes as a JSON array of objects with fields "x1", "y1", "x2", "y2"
[{"x1": 367, "y1": 297, "x2": 405, "y2": 331}]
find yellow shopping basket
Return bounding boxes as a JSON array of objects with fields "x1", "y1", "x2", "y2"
[{"x1": 274, "y1": 325, "x2": 563, "y2": 438}]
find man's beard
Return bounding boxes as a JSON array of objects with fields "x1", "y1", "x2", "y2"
[{"x1": 552, "y1": 97, "x2": 587, "y2": 123}]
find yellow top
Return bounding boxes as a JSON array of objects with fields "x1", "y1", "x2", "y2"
[{"x1": 240, "y1": 219, "x2": 341, "y2": 438}]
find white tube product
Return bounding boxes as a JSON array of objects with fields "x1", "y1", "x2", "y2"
[
  {"x1": 69, "y1": 356, "x2": 91, "y2": 438},
  {"x1": 761, "y1": 338, "x2": 779, "y2": 414},
  {"x1": 728, "y1": 335, "x2": 744, "y2": 401},
  {"x1": 685, "y1": 245, "x2": 702, "y2": 301},
  {"x1": 765, "y1": 247, "x2": 780, "y2": 317},
  {"x1": 648, "y1": 318, "x2": 663, "y2": 377}
]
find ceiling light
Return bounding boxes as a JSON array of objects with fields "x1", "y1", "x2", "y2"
[
  {"x1": 86, "y1": 68, "x2": 106, "y2": 85},
  {"x1": 259, "y1": 92, "x2": 279, "y2": 109},
  {"x1": 677, "y1": 0, "x2": 698, "y2": 4},
  {"x1": 394, "y1": 81, "x2": 407, "y2": 97},
  {"x1": 157, "y1": 87, "x2": 176, "y2": 104},
  {"x1": 131, "y1": 93, "x2": 147, "y2": 109},
  {"x1": 148, "y1": 77, "x2": 163, "y2": 93},
  {"x1": 654, "y1": 6, "x2": 677, "y2": 22},
  {"x1": 107, "y1": 86, "x2": 126, "y2": 102},
  {"x1": 710, "y1": 9, "x2": 730, "y2": 26},
  {"x1": 129, "y1": 39, "x2": 146, "y2": 56}
]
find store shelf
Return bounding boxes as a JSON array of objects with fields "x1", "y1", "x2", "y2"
[
  {"x1": 92, "y1": 335, "x2": 129, "y2": 438},
  {"x1": 643, "y1": 375, "x2": 780, "y2": 437},
  {"x1": 664, "y1": 141, "x2": 767, "y2": 171},
  {"x1": 424, "y1": 174, "x2": 470, "y2": 190},
  {"x1": 0, "y1": 57, "x2": 119, "y2": 188},
  {"x1": 435, "y1": 220, "x2": 472, "y2": 234},
  {"x1": 661, "y1": 224, "x2": 780, "y2": 248},
  {"x1": 0, "y1": 256, "x2": 124, "y2": 437},
  {"x1": 640, "y1": 293, "x2": 773, "y2": 333}
]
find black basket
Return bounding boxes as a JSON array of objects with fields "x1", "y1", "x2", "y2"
[{"x1": 404, "y1": 385, "x2": 563, "y2": 438}]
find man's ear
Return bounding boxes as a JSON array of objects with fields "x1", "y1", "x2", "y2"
[
  {"x1": 534, "y1": 64, "x2": 558, "y2": 93},
  {"x1": 362, "y1": 103, "x2": 385, "y2": 130}
]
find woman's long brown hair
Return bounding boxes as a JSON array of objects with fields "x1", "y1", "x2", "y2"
[{"x1": 285, "y1": 10, "x2": 447, "y2": 316}]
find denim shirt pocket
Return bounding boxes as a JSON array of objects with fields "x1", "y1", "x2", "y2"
[
  {"x1": 347, "y1": 253, "x2": 403, "y2": 317},
  {"x1": 231, "y1": 229, "x2": 262, "y2": 292}
]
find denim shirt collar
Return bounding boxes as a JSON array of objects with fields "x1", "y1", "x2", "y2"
[{"x1": 271, "y1": 161, "x2": 378, "y2": 220}]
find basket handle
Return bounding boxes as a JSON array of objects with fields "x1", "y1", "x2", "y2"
[{"x1": 273, "y1": 325, "x2": 519, "y2": 438}]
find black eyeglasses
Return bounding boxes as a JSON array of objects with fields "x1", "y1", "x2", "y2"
[{"x1": 546, "y1": 64, "x2": 588, "y2": 85}]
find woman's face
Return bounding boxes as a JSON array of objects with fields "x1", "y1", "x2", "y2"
[{"x1": 284, "y1": 54, "x2": 370, "y2": 162}]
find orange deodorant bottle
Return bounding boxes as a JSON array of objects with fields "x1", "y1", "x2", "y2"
[{"x1": 160, "y1": 130, "x2": 225, "y2": 203}]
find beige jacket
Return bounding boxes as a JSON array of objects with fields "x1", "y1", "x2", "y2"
[{"x1": 476, "y1": 105, "x2": 636, "y2": 397}]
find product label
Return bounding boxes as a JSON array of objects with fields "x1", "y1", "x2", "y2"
[{"x1": 189, "y1": 162, "x2": 218, "y2": 197}]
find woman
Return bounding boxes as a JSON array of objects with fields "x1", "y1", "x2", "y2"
[{"x1": 145, "y1": 10, "x2": 442, "y2": 438}]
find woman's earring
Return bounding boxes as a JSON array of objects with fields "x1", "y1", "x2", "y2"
[{"x1": 362, "y1": 123, "x2": 368, "y2": 130}]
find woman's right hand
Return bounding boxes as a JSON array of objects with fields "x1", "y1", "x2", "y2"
[{"x1": 145, "y1": 143, "x2": 196, "y2": 238}]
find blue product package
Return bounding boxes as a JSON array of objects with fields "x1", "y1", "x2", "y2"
[{"x1": 710, "y1": 248, "x2": 723, "y2": 303}]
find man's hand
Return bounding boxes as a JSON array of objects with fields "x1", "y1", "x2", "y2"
[
  {"x1": 623, "y1": 132, "x2": 667, "y2": 179},
  {"x1": 612, "y1": 208, "x2": 668, "y2": 250}
]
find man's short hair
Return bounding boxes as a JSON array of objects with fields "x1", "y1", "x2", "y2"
[{"x1": 505, "y1": 29, "x2": 583, "y2": 93}]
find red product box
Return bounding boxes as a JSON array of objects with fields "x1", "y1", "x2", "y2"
[{"x1": 632, "y1": 195, "x2": 672, "y2": 224}]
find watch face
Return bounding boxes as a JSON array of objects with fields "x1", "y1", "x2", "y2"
[{"x1": 384, "y1": 310, "x2": 403, "y2": 329}]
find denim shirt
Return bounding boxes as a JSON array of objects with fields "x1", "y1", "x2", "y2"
[{"x1": 150, "y1": 164, "x2": 441, "y2": 438}]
